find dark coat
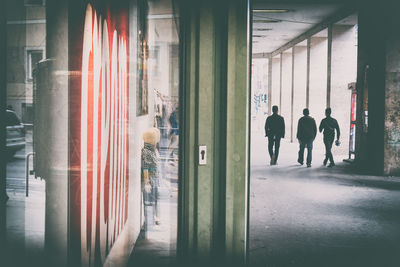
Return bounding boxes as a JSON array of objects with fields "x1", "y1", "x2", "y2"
[
  {"x1": 319, "y1": 116, "x2": 340, "y2": 140},
  {"x1": 265, "y1": 113, "x2": 285, "y2": 138},
  {"x1": 297, "y1": 115, "x2": 317, "y2": 142}
]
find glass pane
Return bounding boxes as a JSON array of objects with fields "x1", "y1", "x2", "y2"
[
  {"x1": 5, "y1": 1, "x2": 46, "y2": 266},
  {"x1": 130, "y1": 0, "x2": 180, "y2": 264}
]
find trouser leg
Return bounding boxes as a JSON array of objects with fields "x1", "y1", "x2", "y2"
[
  {"x1": 325, "y1": 139, "x2": 334, "y2": 163},
  {"x1": 306, "y1": 141, "x2": 313, "y2": 165},
  {"x1": 153, "y1": 186, "x2": 159, "y2": 219},
  {"x1": 274, "y1": 137, "x2": 281, "y2": 162},
  {"x1": 268, "y1": 136, "x2": 274, "y2": 159},
  {"x1": 298, "y1": 142, "x2": 305, "y2": 163}
]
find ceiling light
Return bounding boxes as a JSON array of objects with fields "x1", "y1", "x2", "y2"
[
  {"x1": 253, "y1": 19, "x2": 281, "y2": 23},
  {"x1": 254, "y1": 28, "x2": 272, "y2": 31},
  {"x1": 253, "y1": 9, "x2": 289, "y2": 13}
]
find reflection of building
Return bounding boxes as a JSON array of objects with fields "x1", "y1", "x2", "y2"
[{"x1": 6, "y1": 0, "x2": 46, "y2": 123}]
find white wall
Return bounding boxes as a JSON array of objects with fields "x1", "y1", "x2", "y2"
[
  {"x1": 331, "y1": 24, "x2": 358, "y2": 156},
  {"x1": 271, "y1": 56, "x2": 281, "y2": 110}
]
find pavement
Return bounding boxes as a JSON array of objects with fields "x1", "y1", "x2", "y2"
[
  {"x1": 128, "y1": 140, "x2": 178, "y2": 267},
  {"x1": 3, "y1": 133, "x2": 46, "y2": 267},
  {"x1": 249, "y1": 132, "x2": 400, "y2": 267}
]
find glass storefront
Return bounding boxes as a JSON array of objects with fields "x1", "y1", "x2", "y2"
[{"x1": 3, "y1": 0, "x2": 180, "y2": 266}]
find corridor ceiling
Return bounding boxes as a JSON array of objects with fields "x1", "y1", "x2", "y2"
[{"x1": 252, "y1": 3, "x2": 344, "y2": 54}]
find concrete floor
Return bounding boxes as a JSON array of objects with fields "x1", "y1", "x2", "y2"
[
  {"x1": 249, "y1": 139, "x2": 400, "y2": 267},
  {"x1": 128, "y1": 153, "x2": 178, "y2": 267},
  {"x1": 4, "y1": 135, "x2": 46, "y2": 267}
]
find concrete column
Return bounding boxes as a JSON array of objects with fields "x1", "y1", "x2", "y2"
[
  {"x1": 44, "y1": 0, "x2": 70, "y2": 265},
  {"x1": 279, "y1": 53, "x2": 283, "y2": 110},
  {"x1": 0, "y1": 0, "x2": 7, "y2": 250},
  {"x1": 291, "y1": 47, "x2": 295, "y2": 142},
  {"x1": 281, "y1": 51, "x2": 292, "y2": 139},
  {"x1": 309, "y1": 35, "x2": 328, "y2": 149},
  {"x1": 293, "y1": 44, "x2": 307, "y2": 141},
  {"x1": 355, "y1": 3, "x2": 386, "y2": 174},
  {"x1": 225, "y1": 0, "x2": 249, "y2": 263},
  {"x1": 327, "y1": 25, "x2": 332, "y2": 107},
  {"x1": 306, "y1": 38, "x2": 311, "y2": 108},
  {"x1": 271, "y1": 55, "x2": 280, "y2": 108},
  {"x1": 268, "y1": 56, "x2": 272, "y2": 114}
]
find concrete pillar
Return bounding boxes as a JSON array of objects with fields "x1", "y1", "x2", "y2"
[
  {"x1": 0, "y1": 0, "x2": 7, "y2": 251},
  {"x1": 355, "y1": 3, "x2": 386, "y2": 174},
  {"x1": 281, "y1": 51, "x2": 292, "y2": 139},
  {"x1": 327, "y1": 25, "x2": 332, "y2": 107},
  {"x1": 268, "y1": 56, "x2": 272, "y2": 114},
  {"x1": 306, "y1": 38, "x2": 311, "y2": 108},
  {"x1": 44, "y1": 0, "x2": 70, "y2": 265},
  {"x1": 225, "y1": 1, "x2": 249, "y2": 262},
  {"x1": 271, "y1": 55, "x2": 280, "y2": 109},
  {"x1": 293, "y1": 44, "x2": 307, "y2": 142},
  {"x1": 309, "y1": 35, "x2": 328, "y2": 148}
]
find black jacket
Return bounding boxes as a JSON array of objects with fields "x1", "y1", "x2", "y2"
[
  {"x1": 319, "y1": 117, "x2": 340, "y2": 140},
  {"x1": 265, "y1": 113, "x2": 285, "y2": 138},
  {"x1": 297, "y1": 115, "x2": 317, "y2": 142}
]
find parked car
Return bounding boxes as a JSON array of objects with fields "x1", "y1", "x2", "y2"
[{"x1": 6, "y1": 109, "x2": 25, "y2": 158}]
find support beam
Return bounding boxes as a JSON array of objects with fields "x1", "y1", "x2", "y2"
[
  {"x1": 252, "y1": 52, "x2": 270, "y2": 59},
  {"x1": 291, "y1": 47, "x2": 295, "y2": 142},
  {"x1": 327, "y1": 25, "x2": 332, "y2": 108},
  {"x1": 0, "y1": 0, "x2": 7, "y2": 252},
  {"x1": 0, "y1": 0, "x2": 6, "y2": 204},
  {"x1": 279, "y1": 52, "x2": 283, "y2": 112},
  {"x1": 306, "y1": 38, "x2": 310, "y2": 108},
  {"x1": 268, "y1": 55, "x2": 272, "y2": 114}
]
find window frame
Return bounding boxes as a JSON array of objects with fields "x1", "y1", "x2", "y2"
[{"x1": 25, "y1": 47, "x2": 45, "y2": 83}]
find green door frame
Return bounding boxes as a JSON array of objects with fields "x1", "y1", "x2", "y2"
[{"x1": 177, "y1": 0, "x2": 252, "y2": 265}]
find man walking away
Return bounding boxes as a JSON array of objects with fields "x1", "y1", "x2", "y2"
[
  {"x1": 264, "y1": 105, "x2": 285, "y2": 165},
  {"x1": 319, "y1": 107, "x2": 340, "y2": 167},
  {"x1": 296, "y1": 108, "x2": 317, "y2": 167}
]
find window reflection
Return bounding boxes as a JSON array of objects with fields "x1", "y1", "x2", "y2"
[{"x1": 133, "y1": 0, "x2": 180, "y2": 263}]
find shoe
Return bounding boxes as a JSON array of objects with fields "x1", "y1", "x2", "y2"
[
  {"x1": 297, "y1": 159, "x2": 303, "y2": 165},
  {"x1": 323, "y1": 158, "x2": 328, "y2": 166},
  {"x1": 307, "y1": 163, "x2": 311, "y2": 167},
  {"x1": 327, "y1": 162, "x2": 335, "y2": 168},
  {"x1": 270, "y1": 155, "x2": 275, "y2": 165}
]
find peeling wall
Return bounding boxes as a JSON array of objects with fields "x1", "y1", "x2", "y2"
[{"x1": 384, "y1": 37, "x2": 400, "y2": 175}]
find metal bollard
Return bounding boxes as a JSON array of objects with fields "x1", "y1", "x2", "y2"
[{"x1": 25, "y1": 152, "x2": 35, "y2": 197}]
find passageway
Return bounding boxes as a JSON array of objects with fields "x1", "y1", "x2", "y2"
[{"x1": 250, "y1": 2, "x2": 400, "y2": 266}]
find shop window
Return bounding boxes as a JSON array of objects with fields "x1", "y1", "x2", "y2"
[{"x1": 26, "y1": 49, "x2": 43, "y2": 82}]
